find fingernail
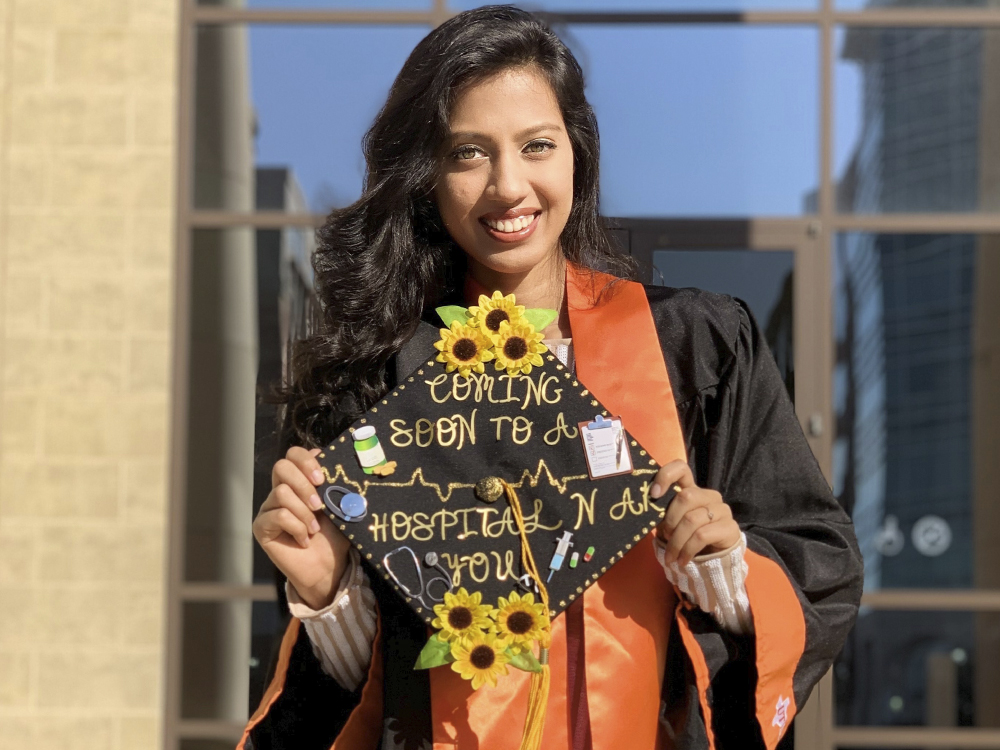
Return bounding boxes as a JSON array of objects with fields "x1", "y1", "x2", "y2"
[
  {"x1": 310, "y1": 518, "x2": 320, "y2": 534},
  {"x1": 309, "y1": 494, "x2": 322, "y2": 510},
  {"x1": 311, "y1": 470, "x2": 324, "y2": 485},
  {"x1": 650, "y1": 483, "x2": 662, "y2": 498}
]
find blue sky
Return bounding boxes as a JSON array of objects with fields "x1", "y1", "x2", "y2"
[{"x1": 247, "y1": 13, "x2": 862, "y2": 216}]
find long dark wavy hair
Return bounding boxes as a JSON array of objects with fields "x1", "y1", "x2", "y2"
[{"x1": 274, "y1": 4, "x2": 636, "y2": 449}]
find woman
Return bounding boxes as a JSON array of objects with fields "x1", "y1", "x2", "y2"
[{"x1": 244, "y1": 6, "x2": 862, "y2": 750}]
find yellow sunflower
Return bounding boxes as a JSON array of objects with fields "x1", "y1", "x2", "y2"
[
  {"x1": 431, "y1": 587, "x2": 495, "y2": 643},
  {"x1": 450, "y1": 631, "x2": 511, "y2": 689},
  {"x1": 468, "y1": 291, "x2": 526, "y2": 338},
  {"x1": 433, "y1": 321, "x2": 495, "y2": 378},
  {"x1": 492, "y1": 591, "x2": 549, "y2": 654},
  {"x1": 492, "y1": 319, "x2": 547, "y2": 376}
]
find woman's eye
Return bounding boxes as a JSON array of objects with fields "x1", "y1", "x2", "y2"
[
  {"x1": 453, "y1": 146, "x2": 483, "y2": 161},
  {"x1": 523, "y1": 140, "x2": 555, "y2": 154}
]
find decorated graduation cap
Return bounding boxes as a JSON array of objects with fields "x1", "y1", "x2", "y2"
[{"x1": 315, "y1": 291, "x2": 672, "y2": 747}]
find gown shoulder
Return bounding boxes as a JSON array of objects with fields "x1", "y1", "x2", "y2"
[{"x1": 641, "y1": 283, "x2": 748, "y2": 406}]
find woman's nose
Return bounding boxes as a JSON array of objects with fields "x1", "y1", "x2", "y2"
[{"x1": 488, "y1": 150, "x2": 529, "y2": 203}]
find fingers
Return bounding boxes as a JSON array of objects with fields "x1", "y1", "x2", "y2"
[
  {"x1": 649, "y1": 459, "x2": 694, "y2": 500},
  {"x1": 648, "y1": 463, "x2": 742, "y2": 566},
  {"x1": 273, "y1": 483, "x2": 321, "y2": 535},
  {"x1": 673, "y1": 517, "x2": 739, "y2": 566},
  {"x1": 253, "y1": 506, "x2": 312, "y2": 549},
  {"x1": 659, "y1": 501, "x2": 737, "y2": 566},
  {"x1": 275, "y1": 445, "x2": 326, "y2": 487},
  {"x1": 271, "y1": 451, "x2": 324, "y2": 512},
  {"x1": 256, "y1": 445, "x2": 329, "y2": 550},
  {"x1": 661, "y1": 486, "x2": 723, "y2": 534}
]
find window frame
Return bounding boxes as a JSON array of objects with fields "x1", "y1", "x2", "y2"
[{"x1": 168, "y1": 1, "x2": 1000, "y2": 748}]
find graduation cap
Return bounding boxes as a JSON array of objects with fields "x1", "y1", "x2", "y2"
[{"x1": 314, "y1": 293, "x2": 671, "y2": 700}]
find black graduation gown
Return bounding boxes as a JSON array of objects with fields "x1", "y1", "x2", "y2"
[{"x1": 242, "y1": 285, "x2": 864, "y2": 750}]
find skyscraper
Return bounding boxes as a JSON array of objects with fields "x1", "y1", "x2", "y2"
[{"x1": 833, "y1": 19, "x2": 1000, "y2": 728}]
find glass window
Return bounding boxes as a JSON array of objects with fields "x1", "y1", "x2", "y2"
[
  {"x1": 186, "y1": 221, "x2": 318, "y2": 585},
  {"x1": 193, "y1": 24, "x2": 430, "y2": 212},
  {"x1": 835, "y1": 27, "x2": 1000, "y2": 213},
  {"x1": 563, "y1": 25, "x2": 819, "y2": 216},
  {"x1": 199, "y1": 0, "x2": 431, "y2": 8},
  {"x1": 651, "y1": 249, "x2": 795, "y2": 395},
  {"x1": 832, "y1": 233, "x2": 1000, "y2": 592},
  {"x1": 453, "y1": 0, "x2": 817, "y2": 9},
  {"x1": 249, "y1": 601, "x2": 286, "y2": 713},
  {"x1": 837, "y1": 0, "x2": 998, "y2": 9},
  {"x1": 181, "y1": 601, "x2": 254, "y2": 721},
  {"x1": 835, "y1": 609, "x2": 1000, "y2": 728}
]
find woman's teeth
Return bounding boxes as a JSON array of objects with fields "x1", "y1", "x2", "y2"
[{"x1": 484, "y1": 214, "x2": 535, "y2": 233}]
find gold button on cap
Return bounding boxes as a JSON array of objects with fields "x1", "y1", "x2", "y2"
[{"x1": 474, "y1": 476, "x2": 504, "y2": 503}]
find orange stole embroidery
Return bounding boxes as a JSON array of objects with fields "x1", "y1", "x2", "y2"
[{"x1": 430, "y1": 266, "x2": 686, "y2": 749}]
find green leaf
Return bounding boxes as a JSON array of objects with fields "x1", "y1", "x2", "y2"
[
  {"x1": 414, "y1": 634, "x2": 455, "y2": 670},
  {"x1": 507, "y1": 649, "x2": 542, "y2": 673},
  {"x1": 523, "y1": 308, "x2": 558, "y2": 331},
  {"x1": 436, "y1": 305, "x2": 470, "y2": 328}
]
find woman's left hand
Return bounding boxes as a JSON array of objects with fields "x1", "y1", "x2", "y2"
[{"x1": 650, "y1": 459, "x2": 742, "y2": 566}]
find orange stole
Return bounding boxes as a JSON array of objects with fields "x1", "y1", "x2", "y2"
[{"x1": 430, "y1": 267, "x2": 687, "y2": 749}]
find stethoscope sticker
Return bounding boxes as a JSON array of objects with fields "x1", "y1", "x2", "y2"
[
  {"x1": 324, "y1": 485, "x2": 368, "y2": 523},
  {"x1": 382, "y1": 546, "x2": 454, "y2": 609}
]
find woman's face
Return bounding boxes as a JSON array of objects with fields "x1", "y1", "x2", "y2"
[{"x1": 435, "y1": 66, "x2": 574, "y2": 277}]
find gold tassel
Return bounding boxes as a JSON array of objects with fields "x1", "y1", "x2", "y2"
[{"x1": 502, "y1": 480, "x2": 551, "y2": 750}]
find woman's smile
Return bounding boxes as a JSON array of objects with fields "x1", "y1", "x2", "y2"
[{"x1": 479, "y1": 209, "x2": 542, "y2": 243}]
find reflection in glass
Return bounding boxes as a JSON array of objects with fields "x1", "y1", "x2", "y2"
[
  {"x1": 453, "y1": 0, "x2": 816, "y2": 8},
  {"x1": 652, "y1": 249, "x2": 794, "y2": 396},
  {"x1": 837, "y1": 0, "x2": 996, "y2": 9},
  {"x1": 250, "y1": 600, "x2": 285, "y2": 714},
  {"x1": 835, "y1": 610, "x2": 1000, "y2": 728},
  {"x1": 835, "y1": 26, "x2": 1000, "y2": 213},
  {"x1": 182, "y1": 601, "x2": 254, "y2": 722},
  {"x1": 185, "y1": 226, "x2": 259, "y2": 587},
  {"x1": 186, "y1": 213, "x2": 317, "y2": 587},
  {"x1": 194, "y1": 24, "x2": 429, "y2": 212},
  {"x1": 563, "y1": 25, "x2": 818, "y2": 216},
  {"x1": 833, "y1": 233, "x2": 1000, "y2": 593}
]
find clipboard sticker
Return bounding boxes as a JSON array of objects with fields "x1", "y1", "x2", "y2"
[{"x1": 578, "y1": 415, "x2": 633, "y2": 479}]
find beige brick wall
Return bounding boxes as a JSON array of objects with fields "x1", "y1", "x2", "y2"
[{"x1": 0, "y1": 0, "x2": 177, "y2": 747}]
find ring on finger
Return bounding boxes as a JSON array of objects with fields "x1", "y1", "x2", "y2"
[{"x1": 706, "y1": 508, "x2": 715, "y2": 521}]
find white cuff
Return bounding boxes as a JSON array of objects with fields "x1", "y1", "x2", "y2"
[{"x1": 654, "y1": 532, "x2": 754, "y2": 634}]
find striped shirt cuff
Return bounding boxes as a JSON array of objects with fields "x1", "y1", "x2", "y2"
[
  {"x1": 654, "y1": 532, "x2": 754, "y2": 634},
  {"x1": 285, "y1": 547, "x2": 378, "y2": 691}
]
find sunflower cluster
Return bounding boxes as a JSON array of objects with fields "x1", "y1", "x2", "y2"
[
  {"x1": 435, "y1": 292, "x2": 549, "y2": 378},
  {"x1": 430, "y1": 587, "x2": 550, "y2": 689}
]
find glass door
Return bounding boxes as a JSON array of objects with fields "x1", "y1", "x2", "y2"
[
  {"x1": 615, "y1": 217, "x2": 832, "y2": 749},
  {"x1": 618, "y1": 217, "x2": 830, "y2": 465}
]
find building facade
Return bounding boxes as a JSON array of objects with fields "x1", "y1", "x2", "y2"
[
  {"x1": 833, "y1": 21, "x2": 1000, "y2": 729},
  {"x1": 0, "y1": 0, "x2": 179, "y2": 747},
  {"x1": 1, "y1": 1, "x2": 999, "y2": 749}
]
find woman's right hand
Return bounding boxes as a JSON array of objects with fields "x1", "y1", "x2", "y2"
[{"x1": 253, "y1": 446, "x2": 352, "y2": 610}]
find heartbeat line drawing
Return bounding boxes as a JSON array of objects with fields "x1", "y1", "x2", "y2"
[{"x1": 321, "y1": 460, "x2": 658, "y2": 503}]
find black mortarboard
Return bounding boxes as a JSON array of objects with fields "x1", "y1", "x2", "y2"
[{"x1": 315, "y1": 295, "x2": 669, "y2": 628}]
